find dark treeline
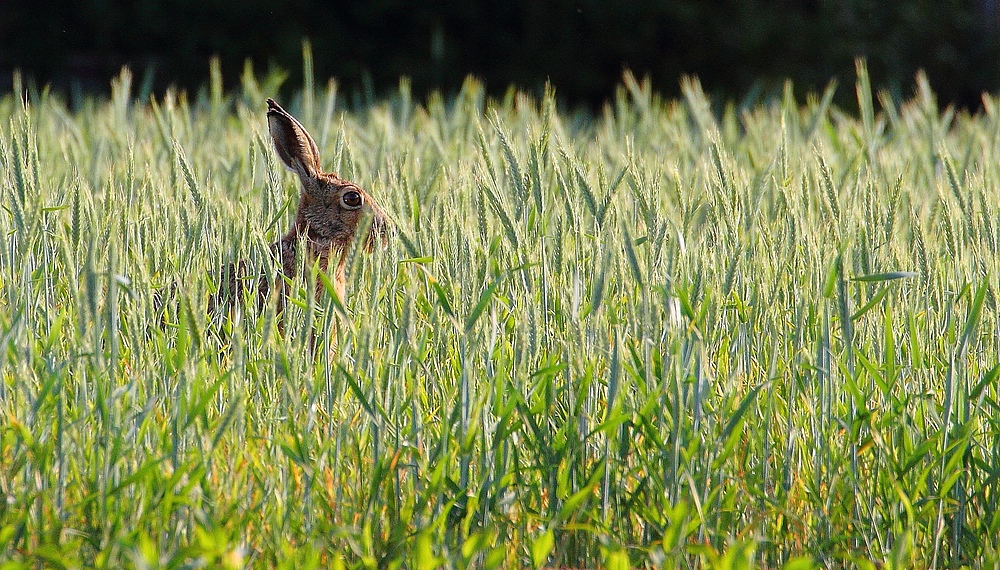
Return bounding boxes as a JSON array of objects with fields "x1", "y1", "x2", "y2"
[{"x1": 2, "y1": 0, "x2": 998, "y2": 109}]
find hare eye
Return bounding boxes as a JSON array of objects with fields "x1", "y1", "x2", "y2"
[{"x1": 341, "y1": 190, "x2": 363, "y2": 210}]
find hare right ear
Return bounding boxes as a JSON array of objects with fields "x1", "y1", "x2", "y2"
[{"x1": 267, "y1": 98, "x2": 322, "y2": 179}]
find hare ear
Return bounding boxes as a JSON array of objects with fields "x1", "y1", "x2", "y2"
[{"x1": 266, "y1": 98, "x2": 322, "y2": 179}]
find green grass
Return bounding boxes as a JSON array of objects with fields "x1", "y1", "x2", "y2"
[{"x1": 2, "y1": 56, "x2": 1000, "y2": 568}]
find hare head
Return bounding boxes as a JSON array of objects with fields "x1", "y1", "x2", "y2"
[{"x1": 266, "y1": 98, "x2": 390, "y2": 302}]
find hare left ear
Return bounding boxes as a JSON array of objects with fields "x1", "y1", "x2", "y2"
[{"x1": 266, "y1": 98, "x2": 322, "y2": 180}]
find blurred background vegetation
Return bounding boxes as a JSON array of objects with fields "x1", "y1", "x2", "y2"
[{"x1": 2, "y1": 0, "x2": 999, "y2": 109}]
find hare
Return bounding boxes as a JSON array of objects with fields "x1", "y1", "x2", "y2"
[{"x1": 209, "y1": 99, "x2": 390, "y2": 326}]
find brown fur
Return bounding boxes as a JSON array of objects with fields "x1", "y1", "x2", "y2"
[{"x1": 209, "y1": 99, "x2": 389, "y2": 323}]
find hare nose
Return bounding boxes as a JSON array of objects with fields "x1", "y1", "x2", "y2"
[{"x1": 367, "y1": 210, "x2": 391, "y2": 250}]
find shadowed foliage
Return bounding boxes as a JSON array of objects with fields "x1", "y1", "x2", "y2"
[{"x1": 1, "y1": 0, "x2": 999, "y2": 109}]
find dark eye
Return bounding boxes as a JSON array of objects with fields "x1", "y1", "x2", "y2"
[{"x1": 341, "y1": 190, "x2": 363, "y2": 210}]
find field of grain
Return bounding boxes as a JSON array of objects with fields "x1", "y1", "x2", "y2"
[{"x1": 2, "y1": 58, "x2": 999, "y2": 568}]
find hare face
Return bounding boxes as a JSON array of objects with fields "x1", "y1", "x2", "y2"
[{"x1": 295, "y1": 175, "x2": 389, "y2": 254}]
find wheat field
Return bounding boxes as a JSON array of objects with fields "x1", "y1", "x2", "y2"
[{"x1": 1, "y1": 57, "x2": 999, "y2": 568}]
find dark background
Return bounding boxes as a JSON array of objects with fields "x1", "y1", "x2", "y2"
[{"x1": 2, "y1": 0, "x2": 999, "y2": 109}]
